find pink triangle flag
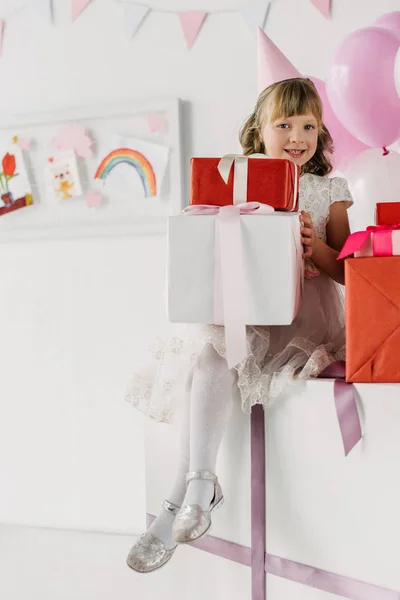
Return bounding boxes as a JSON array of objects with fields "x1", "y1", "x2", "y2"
[
  {"x1": 179, "y1": 12, "x2": 206, "y2": 50},
  {"x1": 257, "y1": 28, "x2": 301, "y2": 94},
  {"x1": 0, "y1": 20, "x2": 3, "y2": 56},
  {"x1": 310, "y1": 0, "x2": 331, "y2": 19},
  {"x1": 72, "y1": 0, "x2": 93, "y2": 22}
]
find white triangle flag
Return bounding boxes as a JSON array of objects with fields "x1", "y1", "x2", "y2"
[
  {"x1": 239, "y1": 1, "x2": 270, "y2": 34},
  {"x1": 124, "y1": 3, "x2": 150, "y2": 39},
  {"x1": 26, "y1": 0, "x2": 53, "y2": 23}
]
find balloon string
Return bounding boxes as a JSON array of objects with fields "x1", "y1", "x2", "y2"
[{"x1": 382, "y1": 147, "x2": 389, "y2": 156}]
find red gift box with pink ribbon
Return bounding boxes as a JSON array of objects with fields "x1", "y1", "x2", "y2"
[{"x1": 190, "y1": 154, "x2": 300, "y2": 210}]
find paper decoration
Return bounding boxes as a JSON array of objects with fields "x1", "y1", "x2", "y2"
[
  {"x1": 123, "y1": 2, "x2": 149, "y2": 39},
  {"x1": 310, "y1": 0, "x2": 331, "y2": 19},
  {"x1": 26, "y1": 0, "x2": 53, "y2": 24},
  {"x1": 95, "y1": 137, "x2": 170, "y2": 199},
  {"x1": 148, "y1": 114, "x2": 167, "y2": 134},
  {"x1": 12, "y1": 136, "x2": 31, "y2": 151},
  {"x1": 178, "y1": 12, "x2": 206, "y2": 49},
  {"x1": 0, "y1": 146, "x2": 33, "y2": 216},
  {"x1": 0, "y1": 20, "x2": 4, "y2": 56},
  {"x1": 239, "y1": 1, "x2": 271, "y2": 34},
  {"x1": 46, "y1": 151, "x2": 82, "y2": 201},
  {"x1": 72, "y1": 0, "x2": 93, "y2": 22},
  {"x1": 85, "y1": 190, "x2": 103, "y2": 208},
  {"x1": 257, "y1": 27, "x2": 301, "y2": 94},
  {"x1": 51, "y1": 124, "x2": 93, "y2": 158}
]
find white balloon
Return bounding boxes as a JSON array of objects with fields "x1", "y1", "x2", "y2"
[
  {"x1": 396, "y1": 47, "x2": 400, "y2": 98},
  {"x1": 345, "y1": 148, "x2": 400, "y2": 231}
]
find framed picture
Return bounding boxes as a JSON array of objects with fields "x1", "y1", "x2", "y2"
[{"x1": 0, "y1": 97, "x2": 186, "y2": 240}]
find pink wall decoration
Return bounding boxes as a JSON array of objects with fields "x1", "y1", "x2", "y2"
[
  {"x1": 72, "y1": 0, "x2": 93, "y2": 22},
  {"x1": 310, "y1": 0, "x2": 331, "y2": 19},
  {"x1": 51, "y1": 124, "x2": 93, "y2": 159},
  {"x1": 178, "y1": 12, "x2": 207, "y2": 49},
  {"x1": 148, "y1": 115, "x2": 167, "y2": 134}
]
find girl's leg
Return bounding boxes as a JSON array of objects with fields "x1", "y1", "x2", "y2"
[
  {"x1": 183, "y1": 343, "x2": 238, "y2": 510},
  {"x1": 145, "y1": 368, "x2": 192, "y2": 549},
  {"x1": 127, "y1": 367, "x2": 193, "y2": 576}
]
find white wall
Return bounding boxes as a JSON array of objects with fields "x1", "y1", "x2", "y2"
[{"x1": 0, "y1": 0, "x2": 399, "y2": 535}]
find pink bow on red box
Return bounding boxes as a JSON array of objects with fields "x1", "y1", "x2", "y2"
[{"x1": 338, "y1": 223, "x2": 400, "y2": 259}]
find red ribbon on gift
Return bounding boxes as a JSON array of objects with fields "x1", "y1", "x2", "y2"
[{"x1": 338, "y1": 223, "x2": 400, "y2": 259}]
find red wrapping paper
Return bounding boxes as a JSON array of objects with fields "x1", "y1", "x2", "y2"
[
  {"x1": 190, "y1": 157, "x2": 299, "y2": 211},
  {"x1": 375, "y1": 202, "x2": 400, "y2": 226}
]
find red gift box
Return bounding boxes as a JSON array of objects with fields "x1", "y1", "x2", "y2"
[
  {"x1": 345, "y1": 257, "x2": 400, "y2": 383},
  {"x1": 190, "y1": 156, "x2": 299, "y2": 211},
  {"x1": 375, "y1": 202, "x2": 400, "y2": 226}
]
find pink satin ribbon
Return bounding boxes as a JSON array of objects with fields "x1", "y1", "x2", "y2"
[
  {"x1": 183, "y1": 202, "x2": 274, "y2": 368},
  {"x1": 338, "y1": 224, "x2": 400, "y2": 259},
  {"x1": 319, "y1": 361, "x2": 362, "y2": 457}
]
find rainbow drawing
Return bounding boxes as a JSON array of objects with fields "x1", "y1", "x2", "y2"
[{"x1": 94, "y1": 148, "x2": 157, "y2": 197}]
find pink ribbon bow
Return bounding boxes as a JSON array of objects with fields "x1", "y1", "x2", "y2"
[
  {"x1": 338, "y1": 223, "x2": 400, "y2": 259},
  {"x1": 183, "y1": 201, "x2": 274, "y2": 368}
]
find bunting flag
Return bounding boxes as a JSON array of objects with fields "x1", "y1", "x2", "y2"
[
  {"x1": 310, "y1": 0, "x2": 331, "y2": 19},
  {"x1": 26, "y1": 0, "x2": 53, "y2": 24},
  {"x1": 238, "y1": 1, "x2": 271, "y2": 34},
  {"x1": 178, "y1": 12, "x2": 206, "y2": 50},
  {"x1": 123, "y1": 3, "x2": 149, "y2": 39},
  {"x1": 0, "y1": 20, "x2": 3, "y2": 56},
  {"x1": 72, "y1": 0, "x2": 94, "y2": 22}
]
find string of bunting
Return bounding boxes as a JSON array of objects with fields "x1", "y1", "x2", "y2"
[{"x1": 0, "y1": 0, "x2": 331, "y2": 54}]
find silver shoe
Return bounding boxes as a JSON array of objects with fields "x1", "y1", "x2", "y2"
[
  {"x1": 126, "y1": 500, "x2": 180, "y2": 573},
  {"x1": 172, "y1": 470, "x2": 224, "y2": 544}
]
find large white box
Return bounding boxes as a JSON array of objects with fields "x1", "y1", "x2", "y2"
[
  {"x1": 167, "y1": 213, "x2": 302, "y2": 326},
  {"x1": 145, "y1": 381, "x2": 400, "y2": 598}
]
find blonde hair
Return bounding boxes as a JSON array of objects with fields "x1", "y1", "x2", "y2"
[{"x1": 239, "y1": 78, "x2": 333, "y2": 176}]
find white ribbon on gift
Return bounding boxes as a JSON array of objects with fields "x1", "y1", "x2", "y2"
[
  {"x1": 217, "y1": 153, "x2": 299, "y2": 209},
  {"x1": 183, "y1": 201, "x2": 275, "y2": 369}
]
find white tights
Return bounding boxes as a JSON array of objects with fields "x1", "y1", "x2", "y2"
[{"x1": 148, "y1": 344, "x2": 238, "y2": 549}]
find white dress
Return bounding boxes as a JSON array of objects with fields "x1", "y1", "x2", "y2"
[{"x1": 125, "y1": 173, "x2": 353, "y2": 423}]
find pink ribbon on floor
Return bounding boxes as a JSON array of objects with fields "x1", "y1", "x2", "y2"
[
  {"x1": 338, "y1": 224, "x2": 400, "y2": 259},
  {"x1": 319, "y1": 361, "x2": 362, "y2": 457},
  {"x1": 183, "y1": 201, "x2": 274, "y2": 369}
]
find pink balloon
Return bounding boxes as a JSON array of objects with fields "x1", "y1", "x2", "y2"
[
  {"x1": 327, "y1": 26, "x2": 400, "y2": 148},
  {"x1": 310, "y1": 77, "x2": 369, "y2": 172},
  {"x1": 374, "y1": 11, "x2": 400, "y2": 40}
]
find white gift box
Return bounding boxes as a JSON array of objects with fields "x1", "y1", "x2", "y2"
[
  {"x1": 167, "y1": 212, "x2": 303, "y2": 326},
  {"x1": 145, "y1": 381, "x2": 400, "y2": 599}
]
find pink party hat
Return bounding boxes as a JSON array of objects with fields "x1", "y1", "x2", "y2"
[{"x1": 257, "y1": 28, "x2": 301, "y2": 94}]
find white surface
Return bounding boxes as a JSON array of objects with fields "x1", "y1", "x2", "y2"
[
  {"x1": 0, "y1": 523, "x2": 352, "y2": 600},
  {"x1": 167, "y1": 213, "x2": 301, "y2": 325},
  {"x1": 146, "y1": 381, "x2": 400, "y2": 594},
  {"x1": 1, "y1": 0, "x2": 400, "y2": 541}
]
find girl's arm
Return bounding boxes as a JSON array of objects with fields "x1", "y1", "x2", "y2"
[{"x1": 301, "y1": 202, "x2": 351, "y2": 286}]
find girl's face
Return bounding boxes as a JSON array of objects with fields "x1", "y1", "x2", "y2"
[{"x1": 262, "y1": 112, "x2": 319, "y2": 167}]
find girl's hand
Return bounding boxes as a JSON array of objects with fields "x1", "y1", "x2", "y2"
[{"x1": 300, "y1": 211, "x2": 317, "y2": 258}]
